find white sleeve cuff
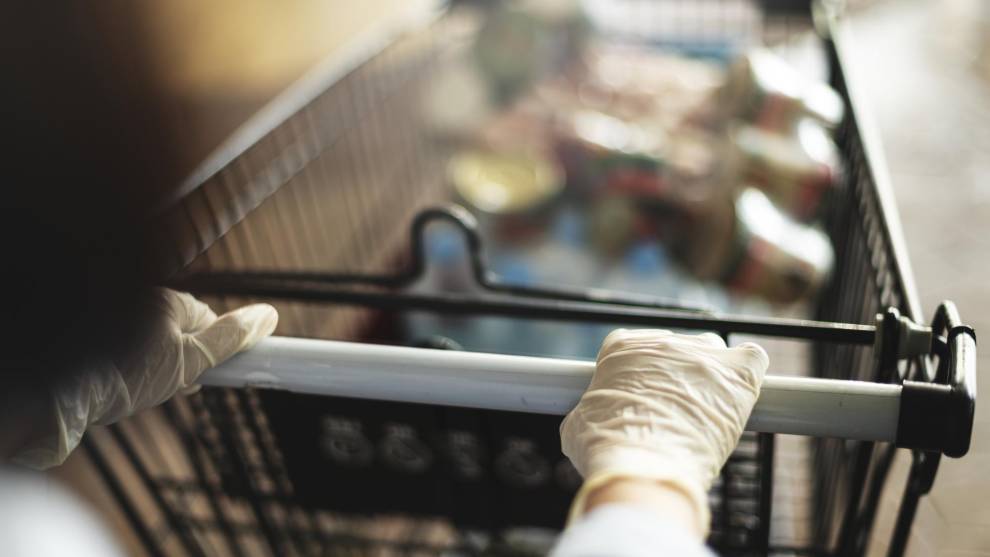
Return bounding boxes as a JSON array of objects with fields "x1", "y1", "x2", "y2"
[{"x1": 551, "y1": 503, "x2": 717, "y2": 557}]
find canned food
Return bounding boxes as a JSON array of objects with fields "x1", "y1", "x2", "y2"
[
  {"x1": 723, "y1": 188, "x2": 834, "y2": 304},
  {"x1": 448, "y1": 149, "x2": 565, "y2": 243},
  {"x1": 671, "y1": 188, "x2": 833, "y2": 304},
  {"x1": 716, "y1": 49, "x2": 844, "y2": 132},
  {"x1": 731, "y1": 119, "x2": 841, "y2": 222}
]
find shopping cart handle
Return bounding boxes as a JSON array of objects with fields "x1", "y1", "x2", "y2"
[
  {"x1": 895, "y1": 302, "x2": 977, "y2": 458},
  {"x1": 200, "y1": 336, "x2": 911, "y2": 446}
]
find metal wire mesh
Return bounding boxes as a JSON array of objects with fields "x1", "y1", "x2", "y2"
[{"x1": 806, "y1": 39, "x2": 923, "y2": 554}]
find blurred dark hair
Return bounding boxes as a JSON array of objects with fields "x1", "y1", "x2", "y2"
[{"x1": 0, "y1": 4, "x2": 183, "y2": 382}]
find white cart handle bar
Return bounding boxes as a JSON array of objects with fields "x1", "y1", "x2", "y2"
[{"x1": 200, "y1": 336, "x2": 903, "y2": 444}]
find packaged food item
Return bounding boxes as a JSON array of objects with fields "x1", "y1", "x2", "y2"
[
  {"x1": 730, "y1": 118, "x2": 841, "y2": 222},
  {"x1": 662, "y1": 130, "x2": 732, "y2": 199},
  {"x1": 552, "y1": 109, "x2": 668, "y2": 196},
  {"x1": 473, "y1": 0, "x2": 590, "y2": 104},
  {"x1": 726, "y1": 188, "x2": 833, "y2": 303},
  {"x1": 448, "y1": 149, "x2": 564, "y2": 243},
  {"x1": 670, "y1": 188, "x2": 833, "y2": 305},
  {"x1": 587, "y1": 194, "x2": 640, "y2": 257},
  {"x1": 426, "y1": 0, "x2": 590, "y2": 142},
  {"x1": 563, "y1": 45, "x2": 725, "y2": 131},
  {"x1": 713, "y1": 49, "x2": 844, "y2": 132},
  {"x1": 475, "y1": 96, "x2": 556, "y2": 160},
  {"x1": 667, "y1": 187, "x2": 737, "y2": 286}
]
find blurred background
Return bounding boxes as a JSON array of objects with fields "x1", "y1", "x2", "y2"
[{"x1": 7, "y1": 0, "x2": 987, "y2": 555}]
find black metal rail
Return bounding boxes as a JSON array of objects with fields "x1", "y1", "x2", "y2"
[{"x1": 174, "y1": 277, "x2": 877, "y2": 345}]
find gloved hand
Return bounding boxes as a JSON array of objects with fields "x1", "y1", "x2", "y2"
[
  {"x1": 13, "y1": 289, "x2": 278, "y2": 469},
  {"x1": 560, "y1": 329, "x2": 768, "y2": 535}
]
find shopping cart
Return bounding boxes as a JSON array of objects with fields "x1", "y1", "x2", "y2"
[{"x1": 83, "y1": 2, "x2": 976, "y2": 556}]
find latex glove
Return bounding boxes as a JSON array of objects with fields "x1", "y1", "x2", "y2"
[
  {"x1": 560, "y1": 329, "x2": 768, "y2": 535},
  {"x1": 13, "y1": 289, "x2": 278, "y2": 469}
]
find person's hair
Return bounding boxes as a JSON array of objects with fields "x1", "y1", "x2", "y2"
[{"x1": 0, "y1": 4, "x2": 183, "y2": 383}]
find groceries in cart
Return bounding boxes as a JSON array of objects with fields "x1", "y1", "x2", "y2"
[
  {"x1": 709, "y1": 48, "x2": 845, "y2": 132},
  {"x1": 428, "y1": 4, "x2": 845, "y2": 310}
]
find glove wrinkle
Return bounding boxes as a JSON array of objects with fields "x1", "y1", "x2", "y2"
[
  {"x1": 184, "y1": 334, "x2": 217, "y2": 371},
  {"x1": 10, "y1": 290, "x2": 278, "y2": 469},
  {"x1": 560, "y1": 329, "x2": 768, "y2": 535}
]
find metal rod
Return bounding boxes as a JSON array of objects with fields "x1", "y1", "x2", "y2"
[
  {"x1": 200, "y1": 388, "x2": 286, "y2": 556},
  {"x1": 161, "y1": 403, "x2": 245, "y2": 557},
  {"x1": 757, "y1": 432, "x2": 775, "y2": 553},
  {"x1": 108, "y1": 425, "x2": 208, "y2": 557},
  {"x1": 83, "y1": 438, "x2": 166, "y2": 557},
  {"x1": 178, "y1": 278, "x2": 877, "y2": 344},
  {"x1": 200, "y1": 337, "x2": 901, "y2": 443}
]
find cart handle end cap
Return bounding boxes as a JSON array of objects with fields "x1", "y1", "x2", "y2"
[{"x1": 895, "y1": 323, "x2": 976, "y2": 458}]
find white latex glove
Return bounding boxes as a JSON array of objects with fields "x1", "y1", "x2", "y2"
[
  {"x1": 13, "y1": 289, "x2": 278, "y2": 469},
  {"x1": 560, "y1": 329, "x2": 768, "y2": 535}
]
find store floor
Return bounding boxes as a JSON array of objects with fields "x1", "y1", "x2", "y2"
[{"x1": 848, "y1": 0, "x2": 990, "y2": 554}]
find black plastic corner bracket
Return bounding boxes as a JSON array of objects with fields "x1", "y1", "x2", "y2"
[
  {"x1": 896, "y1": 381, "x2": 955, "y2": 455},
  {"x1": 895, "y1": 304, "x2": 976, "y2": 458}
]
